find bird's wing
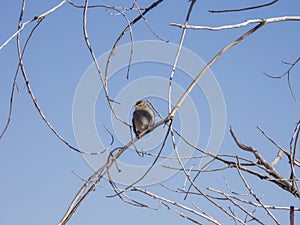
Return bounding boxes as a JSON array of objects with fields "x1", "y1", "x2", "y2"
[{"x1": 132, "y1": 116, "x2": 137, "y2": 134}]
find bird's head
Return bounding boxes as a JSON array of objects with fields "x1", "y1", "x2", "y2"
[{"x1": 134, "y1": 100, "x2": 147, "y2": 110}]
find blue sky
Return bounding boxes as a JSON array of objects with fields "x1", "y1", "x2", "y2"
[{"x1": 0, "y1": 1, "x2": 299, "y2": 224}]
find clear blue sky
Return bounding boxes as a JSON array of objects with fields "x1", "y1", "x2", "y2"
[{"x1": 0, "y1": 1, "x2": 299, "y2": 224}]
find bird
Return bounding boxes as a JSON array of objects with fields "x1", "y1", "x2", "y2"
[{"x1": 132, "y1": 100, "x2": 155, "y2": 138}]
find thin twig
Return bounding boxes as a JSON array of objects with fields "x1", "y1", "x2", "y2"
[
  {"x1": 264, "y1": 57, "x2": 300, "y2": 106},
  {"x1": 209, "y1": 0, "x2": 279, "y2": 13},
  {"x1": 208, "y1": 187, "x2": 264, "y2": 224},
  {"x1": 235, "y1": 158, "x2": 280, "y2": 224},
  {"x1": 133, "y1": 187, "x2": 223, "y2": 225},
  {"x1": 168, "y1": 0, "x2": 197, "y2": 115},
  {"x1": 208, "y1": 187, "x2": 300, "y2": 211},
  {"x1": 0, "y1": 0, "x2": 27, "y2": 140},
  {"x1": 133, "y1": 0, "x2": 167, "y2": 42}
]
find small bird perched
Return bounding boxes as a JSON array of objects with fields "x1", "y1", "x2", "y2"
[{"x1": 132, "y1": 100, "x2": 155, "y2": 138}]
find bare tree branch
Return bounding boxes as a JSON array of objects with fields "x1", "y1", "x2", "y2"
[
  {"x1": 230, "y1": 126, "x2": 300, "y2": 197},
  {"x1": 170, "y1": 16, "x2": 300, "y2": 31},
  {"x1": 0, "y1": 0, "x2": 68, "y2": 50}
]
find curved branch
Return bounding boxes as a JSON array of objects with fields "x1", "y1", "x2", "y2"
[
  {"x1": 209, "y1": 0, "x2": 279, "y2": 13},
  {"x1": 133, "y1": 0, "x2": 167, "y2": 42},
  {"x1": 264, "y1": 57, "x2": 300, "y2": 106},
  {"x1": 169, "y1": 22, "x2": 266, "y2": 119},
  {"x1": 14, "y1": 4, "x2": 110, "y2": 155},
  {"x1": 103, "y1": 0, "x2": 164, "y2": 125}
]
